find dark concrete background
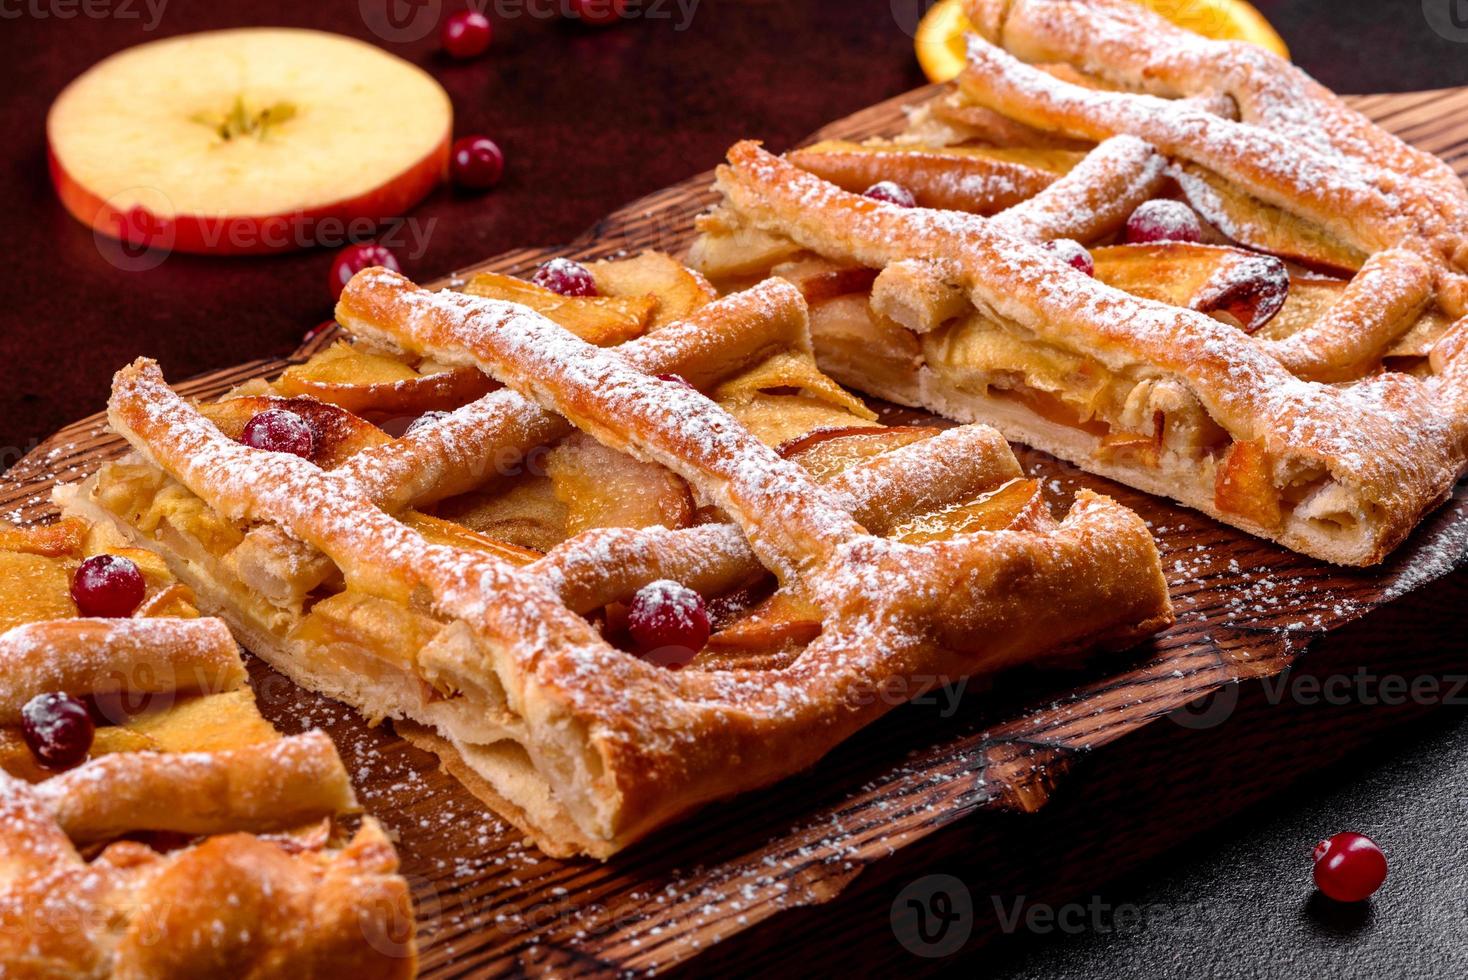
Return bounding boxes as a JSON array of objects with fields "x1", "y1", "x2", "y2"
[{"x1": 0, "y1": 2, "x2": 1465, "y2": 976}]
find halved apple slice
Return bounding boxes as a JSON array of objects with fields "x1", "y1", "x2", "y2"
[
  {"x1": 780, "y1": 425, "x2": 941, "y2": 482},
  {"x1": 48, "y1": 29, "x2": 451, "y2": 255},
  {"x1": 545, "y1": 434, "x2": 693, "y2": 535},
  {"x1": 788, "y1": 140, "x2": 1081, "y2": 214},
  {"x1": 464, "y1": 272, "x2": 654, "y2": 345},
  {"x1": 1093, "y1": 243, "x2": 1289, "y2": 333},
  {"x1": 888, "y1": 478, "x2": 1044, "y2": 543},
  {"x1": 1215, "y1": 439, "x2": 1282, "y2": 529},
  {"x1": 274, "y1": 342, "x2": 495, "y2": 417},
  {"x1": 588, "y1": 252, "x2": 717, "y2": 327},
  {"x1": 0, "y1": 519, "x2": 87, "y2": 558},
  {"x1": 1172, "y1": 163, "x2": 1367, "y2": 275}
]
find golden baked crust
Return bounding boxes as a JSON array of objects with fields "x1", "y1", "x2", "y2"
[
  {"x1": 690, "y1": 0, "x2": 1468, "y2": 566},
  {"x1": 0, "y1": 526, "x2": 417, "y2": 977},
  {"x1": 88, "y1": 262, "x2": 1171, "y2": 858}
]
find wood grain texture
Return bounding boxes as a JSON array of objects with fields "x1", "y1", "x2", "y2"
[{"x1": 3, "y1": 85, "x2": 1467, "y2": 977}]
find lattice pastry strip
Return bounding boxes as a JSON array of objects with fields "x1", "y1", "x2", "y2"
[{"x1": 102, "y1": 269, "x2": 1170, "y2": 857}]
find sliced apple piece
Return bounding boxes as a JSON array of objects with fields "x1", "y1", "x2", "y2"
[
  {"x1": 545, "y1": 433, "x2": 693, "y2": 535},
  {"x1": 118, "y1": 689, "x2": 278, "y2": 753},
  {"x1": 704, "y1": 588, "x2": 822, "y2": 660},
  {"x1": 1093, "y1": 243, "x2": 1289, "y2": 333},
  {"x1": 275, "y1": 341, "x2": 494, "y2": 417},
  {"x1": 0, "y1": 519, "x2": 88, "y2": 558},
  {"x1": 588, "y1": 252, "x2": 716, "y2": 327},
  {"x1": 1215, "y1": 439, "x2": 1282, "y2": 529},
  {"x1": 0, "y1": 553, "x2": 78, "y2": 634},
  {"x1": 432, "y1": 475, "x2": 569, "y2": 554},
  {"x1": 1172, "y1": 163, "x2": 1368, "y2": 275},
  {"x1": 464, "y1": 272, "x2": 655, "y2": 346},
  {"x1": 780, "y1": 425, "x2": 941, "y2": 482},
  {"x1": 688, "y1": 210, "x2": 807, "y2": 284},
  {"x1": 398, "y1": 511, "x2": 542, "y2": 566},
  {"x1": 200, "y1": 395, "x2": 389, "y2": 469},
  {"x1": 889, "y1": 479, "x2": 1045, "y2": 543},
  {"x1": 48, "y1": 29, "x2": 451, "y2": 255},
  {"x1": 788, "y1": 140, "x2": 1080, "y2": 215}
]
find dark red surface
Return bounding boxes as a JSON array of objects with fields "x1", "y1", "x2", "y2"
[{"x1": 0, "y1": 0, "x2": 923, "y2": 460}]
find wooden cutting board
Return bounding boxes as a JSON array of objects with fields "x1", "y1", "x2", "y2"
[{"x1": 4, "y1": 84, "x2": 1467, "y2": 977}]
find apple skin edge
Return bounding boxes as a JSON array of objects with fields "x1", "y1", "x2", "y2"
[{"x1": 47, "y1": 132, "x2": 450, "y2": 256}]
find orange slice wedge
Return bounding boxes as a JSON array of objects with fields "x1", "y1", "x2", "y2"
[{"x1": 915, "y1": 0, "x2": 1290, "y2": 84}]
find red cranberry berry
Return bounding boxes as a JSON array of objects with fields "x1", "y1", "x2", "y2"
[
  {"x1": 566, "y1": 0, "x2": 629, "y2": 26},
  {"x1": 405, "y1": 411, "x2": 450, "y2": 436},
  {"x1": 863, "y1": 181, "x2": 917, "y2": 208},
  {"x1": 1313, "y1": 832, "x2": 1388, "y2": 902},
  {"x1": 329, "y1": 243, "x2": 400, "y2": 300},
  {"x1": 627, "y1": 580, "x2": 710, "y2": 668},
  {"x1": 241, "y1": 410, "x2": 316, "y2": 460},
  {"x1": 1125, "y1": 200, "x2": 1204, "y2": 244},
  {"x1": 532, "y1": 258, "x2": 599, "y2": 297},
  {"x1": 1044, "y1": 238, "x2": 1095, "y2": 276},
  {"x1": 71, "y1": 554, "x2": 146, "y2": 618},
  {"x1": 655, "y1": 373, "x2": 696, "y2": 390},
  {"x1": 442, "y1": 10, "x2": 493, "y2": 58},
  {"x1": 21, "y1": 693, "x2": 95, "y2": 770},
  {"x1": 451, "y1": 135, "x2": 506, "y2": 191}
]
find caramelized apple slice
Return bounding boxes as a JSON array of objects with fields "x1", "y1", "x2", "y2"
[
  {"x1": 704, "y1": 588, "x2": 822, "y2": 658},
  {"x1": 0, "y1": 552, "x2": 77, "y2": 633},
  {"x1": 1093, "y1": 243, "x2": 1289, "y2": 333},
  {"x1": 399, "y1": 510, "x2": 542, "y2": 566},
  {"x1": 1215, "y1": 439, "x2": 1282, "y2": 529},
  {"x1": 688, "y1": 210, "x2": 807, "y2": 283},
  {"x1": 888, "y1": 479, "x2": 1044, "y2": 543},
  {"x1": 432, "y1": 474, "x2": 570, "y2": 554},
  {"x1": 1172, "y1": 163, "x2": 1368, "y2": 275},
  {"x1": 114, "y1": 689, "x2": 278, "y2": 752},
  {"x1": 464, "y1": 271, "x2": 654, "y2": 346},
  {"x1": 788, "y1": 140, "x2": 1081, "y2": 214},
  {"x1": 275, "y1": 342, "x2": 494, "y2": 416},
  {"x1": 546, "y1": 433, "x2": 693, "y2": 535},
  {"x1": 780, "y1": 425, "x2": 941, "y2": 482},
  {"x1": 200, "y1": 395, "x2": 390, "y2": 469},
  {"x1": 588, "y1": 251, "x2": 716, "y2": 327},
  {"x1": 291, "y1": 590, "x2": 447, "y2": 678},
  {"x1": 0, "y1": 519, "x2": 87, "y2": 558}
]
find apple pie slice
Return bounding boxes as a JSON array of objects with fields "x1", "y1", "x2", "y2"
[
  {"x1": 690, "y1": 0, "x2": 1468, "y2": 566},
  {"x1": 0, "y1": 519, "x2": 416, "y2": 977},
  {"x1": 67, "y1": 251, "x2": 1171, "y2": 857}
]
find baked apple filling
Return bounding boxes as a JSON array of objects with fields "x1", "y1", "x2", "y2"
[{"x1": 694, "y1": 228, "x2": 1378, "y2": 544}]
